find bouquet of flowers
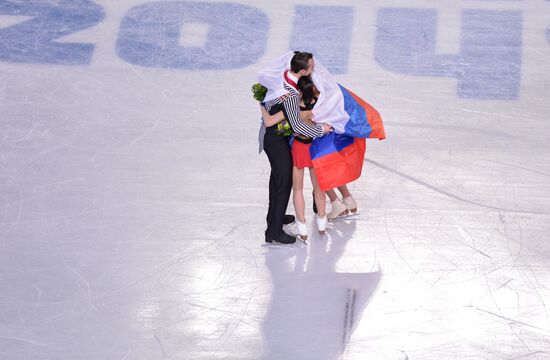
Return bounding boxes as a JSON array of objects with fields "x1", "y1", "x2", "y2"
[
  {"x1": 251, "y1": 83, "x2": 267, "y2": 102},
  {"x1": 276, "y1": 120, "x2": 292, "y2": 136},
  {"x1": 251, "y1": 83, "x2": 293, "y2": 136}
]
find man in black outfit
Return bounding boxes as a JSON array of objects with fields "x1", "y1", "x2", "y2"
[{"x1": 258, "y1": 52, "x2": 332, "y2": 244}]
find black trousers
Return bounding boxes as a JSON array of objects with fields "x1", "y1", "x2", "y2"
[{"x1": 263, "y1": 126, "x2": 293, "y2": 236}]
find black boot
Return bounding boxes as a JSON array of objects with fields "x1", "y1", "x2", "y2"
[
  {"x1": 265, "y1": 232, "x2": 296, "y2": 244},
  {"x1": 283, "y1": 214, "x2": 295, "y2": 225}
]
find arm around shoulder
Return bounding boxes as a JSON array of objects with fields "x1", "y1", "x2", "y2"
[{"x1": 260, "y1": 104, "x2": 286, "y2": 127}]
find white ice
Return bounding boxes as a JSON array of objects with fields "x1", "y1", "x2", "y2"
[{"x1": 1, "y1": 1, "x2": 549, "y2": 359}]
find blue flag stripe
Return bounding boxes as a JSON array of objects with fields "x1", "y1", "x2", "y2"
[{"x1": 339, "y1": 85, "x2": 373, "y2": 138}]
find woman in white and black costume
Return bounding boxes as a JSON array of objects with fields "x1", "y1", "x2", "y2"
[
  {"x1": 257, "y1": 51, "x2": 333, "y2": 244},
  {"x1": 260, "y1": 75, "x2": 328, "y2": 241}
]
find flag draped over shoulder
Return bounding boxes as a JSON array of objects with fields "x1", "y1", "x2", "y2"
[
  {"x1": 257, "y1": 53, "x2": 385, "y2": 191},
  {"x1": 310, "y1": 84, "x2": 385, "y2": 190}
]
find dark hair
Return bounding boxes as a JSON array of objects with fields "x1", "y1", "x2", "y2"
[
  {"x1": 290, "y1": 51, "x2": 313, "y2": 73},
  {"x1": 297, "y1": 76, "x2": 316, "y2": 108}
]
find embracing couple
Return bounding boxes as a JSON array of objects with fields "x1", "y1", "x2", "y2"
[{"x1": 258, "y1": 51, "x2": 360, "y2": 245}]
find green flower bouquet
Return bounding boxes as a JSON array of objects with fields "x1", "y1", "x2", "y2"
[
  {"x1": 252, "y1": 83, "x2": 293, "y2": 136},
  {"x1": 251, "y1": 83, "x2": 267, "y2": 102},
  {"x1": 276, "y1": 120, "x2": 293, "y2": 136}
]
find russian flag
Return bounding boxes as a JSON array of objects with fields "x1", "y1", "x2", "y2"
[{"x1": 310, "y1": 85, "x2": 385, "y2": 191}]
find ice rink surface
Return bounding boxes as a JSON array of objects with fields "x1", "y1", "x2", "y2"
[{"x1": 1, "y1": 0, "x2": 550, "y2": 359}]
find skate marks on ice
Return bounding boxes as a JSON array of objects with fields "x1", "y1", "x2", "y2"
[
  {"x1": 365, "y1": 158, "x2": 550, "y2": 216},
  {"x1": 261, "y1": 221, "x2": 382, "y2": 359}
]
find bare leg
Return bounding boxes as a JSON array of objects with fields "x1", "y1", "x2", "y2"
[
  {"x1": 326, "y1": 188, "x2": 337, "y2": 202},
  {"x1": 337, "y1": 184, "x2": 351, "y2": 198},
  {"x1": 309, "y1": 168, "x2": 325, "y2": 217},
  {"x1": 309, "y1": 167, "x2": 328, "y2": 235},
  {"x1": 292, "y1": 166, "x2": 306, "y2": 222}
]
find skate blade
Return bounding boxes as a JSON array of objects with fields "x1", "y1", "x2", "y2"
[{"x1": 328, "y1": 212, "x2": 361, "y2": 222}]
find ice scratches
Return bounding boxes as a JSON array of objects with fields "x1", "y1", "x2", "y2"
[
  {"x1": 366, "y1": 158, "x2": 549, "y2": 215},
  {"x1": 508, "y1": 218, "x2": 523, "y2": 269},
  {"x1": 0, "y1": 173, "x2": 23, "y2": 235},
  {"x1": 31, "y1": 284, "x2": 42, "y2": 310},
  {"x1": 495, "y1": 227, "x2": 550, "y2": 261},
  {"x1": 483, "y1": 267, "x2": 539, "y2": 351},
  {"x1": 499, "y1": 216, "x2": 549, "y2": 323},
  {"x1": 129, "y1": 117, "x2": 161, "y2": 146},
  {"x1": 506, "y1": 351, "x2": 548, "y2": 360},
  {"x1": 192, "y1": 243, "x2": 260, "y2": 339},
  {"x1": 481, "y1": 158, "x2": 550, "y2": 178},
  {"x1": 384, "y1": 207, "x2": 438, "y2": 288},
  {"x1": 214, "y1": 245, "x2": 260, "y2": 342},
  {"x1": 104, "y1": 227, "x2": 240, "y2": 298},
  {"x1": 66, "y1": 261, "x2": 100, "y2": 314},
  {"x1": 120, "y1": 346, "x2": 132, "y2": 360},
  {"x1": 154, "y1": 333, "x2": 167, "y2": 358},
  {"x1": 469, "y1": 305, "x2": 549, "y2": 333},
  {"x1": 485, "y1": 270, "x2": 529, "y2": 347},
  {"x1": 240, "y1": 245, "x2": 259, "y2": 304},
  {"x1": 497, "y1": 279, "x2": 513, "y2": 290},
  {"x1": 388, "y1": 120, "x2": 517, "y2": 140},
  {"x1": 522, "y1": 264, "x2": 549, "y2": 323},
  {"x1": 99, "y1": 238, "x2": 224, "y2": 298},
  {"x1": 456, "y1": 224, "x2": 492, "y2": 258},
  {"x1": 0, "y1": 334, "x2": 49, "y2": 347}
]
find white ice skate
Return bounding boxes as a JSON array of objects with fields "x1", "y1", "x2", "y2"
[
  {"x1": 316, "y1": 214, "x2": 328, "y2": 236},
  {"x1": 295, "y1": 220, "x2": 308, "y2": 242},
  {"x1": 327, "y1": 198, "x2": 349, "y2": 221},
  {"x1": 343, "y1": 195, "x2": 357, "y2": 214}
]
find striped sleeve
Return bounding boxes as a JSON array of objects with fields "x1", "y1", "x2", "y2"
[
  {"x1": 263, "y1": 97, "x2": 280, "y2": 113},
  {"x1": 283, "y1": 94, "x2": 324, "y2": 138}
]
